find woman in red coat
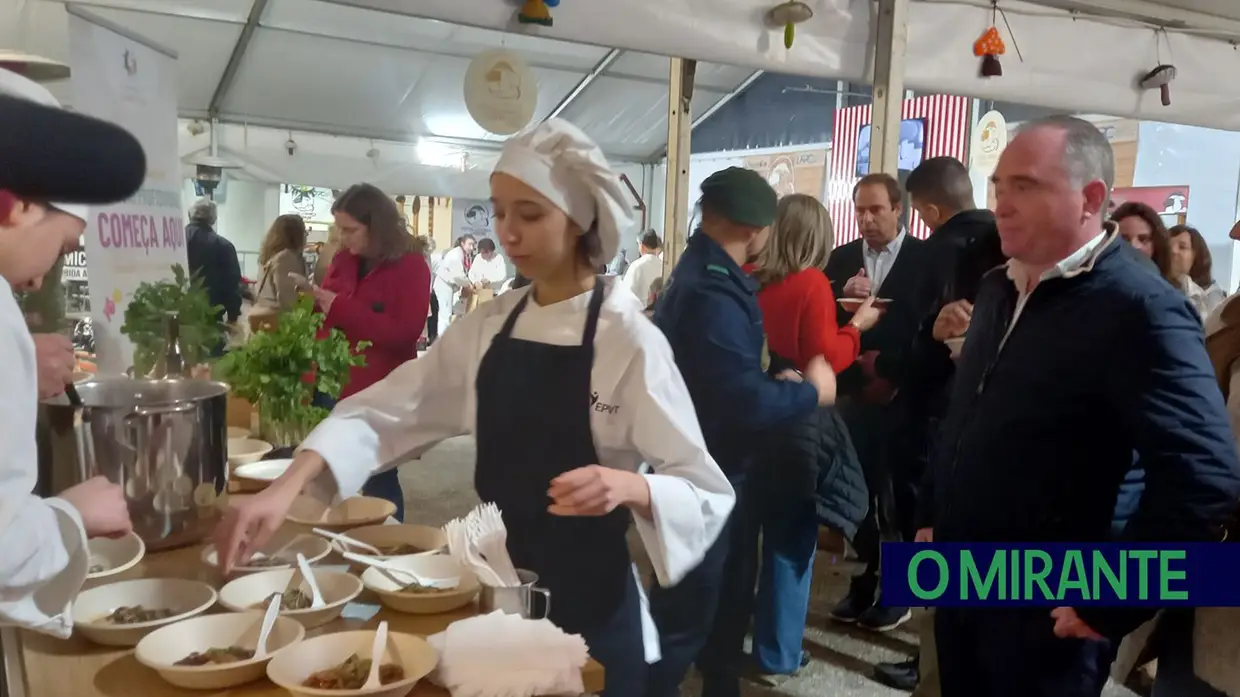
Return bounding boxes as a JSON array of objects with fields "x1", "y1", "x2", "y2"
[
  {"x1": 309, "y1": 183, "x2": 431, "y2": 520},
  {"x1": 748, "y1": 193, "x2": 881, "y2": 677}
]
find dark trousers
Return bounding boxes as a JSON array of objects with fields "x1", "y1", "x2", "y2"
[
  {"x1": 840, "y1": 400, "x2": 901, "y2": 595},
  {"x1": 585, "y1": 569, "x2": 648, "y2": 697},
  {"x1": 752, "y1": 497, "x2": 818, "y2": 674},
  {"x1": 1151, "y1": 610, "x2": 1227, "y2": 697},
  {"x1": 647, "y1": 478, "x2": 757, "y2": 697},
  {"x1": 935, "y1": 608, "x2": 1114, "y2": 697},
  {"x1": 427, "y1": 292, "x2": 439, "y2": 344},
  {"x1": 311, "y1": 391, "x2": 405, "y2": 521}
]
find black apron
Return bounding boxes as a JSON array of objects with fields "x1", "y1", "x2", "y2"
[{"x1": 473, "y1": 280, "x2": 646, "y2": 696}]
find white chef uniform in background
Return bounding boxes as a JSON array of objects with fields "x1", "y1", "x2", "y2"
[
  {"x1": 435, "y1": 244, "x2": 472, "y2": 319},
  {"x1": 467, "y1": 247, "x2": 509, "y2": 291}
]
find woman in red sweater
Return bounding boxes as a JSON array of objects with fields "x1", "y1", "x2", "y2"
[
  {"x1": 308, "y1": 183, "x2": 431, "y2": 520},
  {"x1": 748, "y1": 194, "x2": 881, "y2": 677}
]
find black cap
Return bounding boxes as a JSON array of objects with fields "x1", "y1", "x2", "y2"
[{"x1": 0, "y1": 92, "x2": 147, "y2": 209}]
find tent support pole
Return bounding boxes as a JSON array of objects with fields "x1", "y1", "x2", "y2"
[
  {"x1": 869, "y1": 0, "x2": 909, "y2": 175},
  {"x1": 663, "y1": 57, "x2": 696, "y2": 277}
]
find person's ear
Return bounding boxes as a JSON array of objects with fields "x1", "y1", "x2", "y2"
[{"x1": 1082, "y1": 180, "x2": 1109, "y2": 221}]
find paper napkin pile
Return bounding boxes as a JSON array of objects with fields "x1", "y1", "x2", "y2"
[{"x1": 428, "y1": 610, "x2": 590, "y2": 697}]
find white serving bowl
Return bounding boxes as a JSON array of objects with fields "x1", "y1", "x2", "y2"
[
  {"x1": 234, "y1": 457, "x2": 294, "y2": 483},
  {"x1": 228, "y1": 438, "x2": 274, "y2": 467},
  {"x1": 287, "y1": 496, "x2": 397, "y2": 532},
  {"x1": 135, "y1": 612, "x2": 306, "y2": 689},
  {"x1": 201, "y1": 531, "x2": 332, "y2": 574},
  {"x1": 218, "y1": 568, "x2": 362, "y2": 629},
  {"x1": 334, "y1": 524, "x2": 447, "y2": 564},
  {"x1": 360, "y1": 555, "x2": 480, "y2": 615},
  {"x1": 227, "y1": 426, "x2": 252, "y2": 440},
  {"x1": 267, "y1": 629, "x2": 438, "y2": 697},
  {"x1": 72, "y1": 578, "x2": 218, "y2": 647},
  {"x1": 86, "y1": 531, "x2": 145, "y2": 581}
]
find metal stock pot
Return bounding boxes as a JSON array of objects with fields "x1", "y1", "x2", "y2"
[{"x1": 40, "y1": 377, "x2": 229, "y2": 551}]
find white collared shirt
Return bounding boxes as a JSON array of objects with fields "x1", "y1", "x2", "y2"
[
  {"x1": 862, "y1": 229, "x2": 906, "y2": 294},
  {"x1": 299, "y1": 279, "x2": 734, "y2": 663},
  {"x1": 620, "y1": 252, "x2": 663, "y2": 305},
  {"x1": 999, "y1": 230, "x2": 1110, "y2": 350}
]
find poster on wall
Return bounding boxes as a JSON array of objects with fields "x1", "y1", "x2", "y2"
[
  {"x1": 280, "y1": 185, "x2": 336, "y2": 225},
  {"x1": 827, "y1": 95, "x2": 972, "y2": 244},
  {"x1": 70, "y1": 14, "x2": 187, "y2": 374},
  {"x1": 1111, "y1": 186, "x2": 1190, "y2": 220},
  {"x1": 743, "y1": 150, "x2": 829, "y2": 199},
  {"x1": 450, "y1": 199, "x2": 497, "y2": 243}
]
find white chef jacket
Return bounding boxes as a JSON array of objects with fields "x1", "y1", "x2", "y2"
[
  {"x1": 435, "y1": 247, "x2": 471, "y2": 315},
  {"x1": 299, "y1": 279, "x2": 735, "y2": 662},
  {"x1": 467, "y1": 253, "x2": 508, "y2": 290},
  {"x1": 620, "y1": 252, "x2": 662, "y2": 305},
  {"x1": 0, "y1": 291, "x2": 89, "y2": 638}
]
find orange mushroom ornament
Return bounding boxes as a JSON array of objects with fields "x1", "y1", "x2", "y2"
[{"x1": 973, "y1": 26, "x2": 1006, "y2": 78}]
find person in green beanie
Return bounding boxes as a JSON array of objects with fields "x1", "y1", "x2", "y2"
[{"x1": 648, "y1": 167, "x2": 836, "y2": 697}]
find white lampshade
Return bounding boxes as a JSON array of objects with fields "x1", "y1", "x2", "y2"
[{"x1": 0, "y1": 50, "x2": 70, "y2": 82}]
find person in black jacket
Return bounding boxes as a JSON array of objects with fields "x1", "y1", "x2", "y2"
[
  {"x1": 184, "y1": 198, "x2": 241, "y2": 354},
  {"x1": 872, "y1": 157, "x2": 1006, "y2": 691},
  {"x1": 824, "y1": 173, "x2": 932, "y2": 632},
  {"x1": 922, "y1": 115, "x2": 1240, "y2": 697}
]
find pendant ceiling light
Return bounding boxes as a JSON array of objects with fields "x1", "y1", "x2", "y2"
[{"x1": 0, "y1": 50, "x2": 70, "y2": 81}]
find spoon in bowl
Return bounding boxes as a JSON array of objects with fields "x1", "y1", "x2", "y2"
[
  {"x1": 341, "y1": 552, "x2": 460, "y2": 590},
  {"x1": 362, "y1": 621, "x2": 389, "y2": 690},
  {"x1": 254, "y1": 594, "x2": 282, "y2": 658},
  {"x1": 294, "y1": 553, "x2": 325, "y2": 608},
  {"x1": 311, "y1": 527, "x2": 384, "y2": 556}
]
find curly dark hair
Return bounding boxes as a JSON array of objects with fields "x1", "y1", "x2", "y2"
[
  {"x1": 1169, "y1": 224, "x2": 1214, "y2": 289},
  {"x1": 1111, "y1": 202, "x2": 1171, "y2": 280}
]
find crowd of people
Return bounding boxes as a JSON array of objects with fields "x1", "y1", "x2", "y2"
[{"x1": 5, "y1": 58, "x2": 1240, "y2": 697}]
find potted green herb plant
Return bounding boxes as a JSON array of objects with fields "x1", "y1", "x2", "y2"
[
  {"x1": 120, "y1": 264, "x2": 222, "y2": 376},
  {"x1": 214, "y1": 296, "x2": 367, "y2": 447}
]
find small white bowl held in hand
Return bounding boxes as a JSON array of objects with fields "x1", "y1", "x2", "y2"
[
  {"x1": 228, "y1": 438, "x2": 274, "y2": 467},
  {"x1": 361, "y1": 555, "x2": 480, "y2": 615},
  {"x1": 287, "y1": 496, "x2": 398, "y2": 532},
  {"x1": 267, "y1": 629, "x2": 438, "y2": 697},
  {"x1": 72, "y1": 578, "x2": 218, "y2": 647},
  {"x1": 85, "y1": 531, "x2": 145, "y2": 581},
  {"x1": 202, "y1": 531, "x2": 332, "y2": 575},
  {"x1": 234, "y1": 457, "x2": 295, "y2": 483},
  {"x1": 134, "y1": 612, "x2": 306, "y2": 689},
  {"x1": 218, "y1": 568, "x2": 363, "y2": 629}
]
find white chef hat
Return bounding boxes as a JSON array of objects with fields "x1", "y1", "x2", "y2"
[
  {"x1": 492, "y1": 118, "x2": 633, "y2": 267},
  {"x1": 0, "y1": 68, "x2": 90, "y2": 222}
]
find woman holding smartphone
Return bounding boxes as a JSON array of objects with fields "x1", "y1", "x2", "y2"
[{"x1": 214, "y1": 119, "x2": 733, "y2": 697}]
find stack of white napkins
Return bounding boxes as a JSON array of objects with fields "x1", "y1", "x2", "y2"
[{"x1": 428, "y1": 610, "x2": 590, "y2": 697}]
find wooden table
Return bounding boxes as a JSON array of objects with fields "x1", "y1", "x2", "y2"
[{"x1": 5, "y1": 536, "x2": 604, "y2": 697}]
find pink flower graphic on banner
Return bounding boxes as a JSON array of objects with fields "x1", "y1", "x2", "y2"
[{"x1": 102, "y1": 289, "x2": 122, "y2": 322}]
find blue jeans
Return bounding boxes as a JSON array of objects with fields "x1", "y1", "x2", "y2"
[
  {"x1": 752, "y1": 499, "x2": 818, "y2": 674},
  {"x1": 311, "y1": 391, "x2": 405, "y2": 522}
]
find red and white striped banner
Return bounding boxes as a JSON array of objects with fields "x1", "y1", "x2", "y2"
[{"x1": 827, "y1": 94, "x2": 972, "y2": 244}]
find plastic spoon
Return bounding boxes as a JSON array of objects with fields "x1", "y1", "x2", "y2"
[
  {"x1": 362, "y1": 621, "x2": 389, "y2": 690},
  {"x1": 311, "y1": 527, "x2": 384, "y2": 556},
  {"x1": 295, "y1": 552, "x2": 325, "y2": 608},
  {"x1": 254, "y1": 594, "x2": 282, "y2": 658},
  {"x1": 341, "y1": 552, "x2": 460, "y2": 589}
]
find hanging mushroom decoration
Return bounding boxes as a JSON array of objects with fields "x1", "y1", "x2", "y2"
[
  {"x1": 517, "y1": 0, "x2": 557, "y2": 26},
  {"x1": 973, "y1": 26, "x2": 1006, "y2": 77},
  {"x1": 767, "y1": 1, "x2": 813, "y2": 50},
  {"x1": 1139, "y1": 64, "x2": 1177, "y2": 106}
]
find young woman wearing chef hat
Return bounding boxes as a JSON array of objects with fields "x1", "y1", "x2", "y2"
[
  {"x1": 0, "y1": 67, "x2": 146, "y2": 636},
  {"x1": 215, "y1": 118, "x2": 735, "y2": 695}
]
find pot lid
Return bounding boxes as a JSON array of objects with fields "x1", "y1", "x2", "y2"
[{"x1": 0, "y1": 50, "x2": 70, "y2": 82}]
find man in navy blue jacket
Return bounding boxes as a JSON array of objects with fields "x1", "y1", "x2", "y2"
[
  {"x1": 651, "y1": 167, "x2": 833, "y2": 697},
  {"x1": 920, "y1": 115, "x2": 1240, "y2": 697}
]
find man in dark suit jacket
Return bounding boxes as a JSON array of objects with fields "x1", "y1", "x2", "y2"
[{"x1": 824, "y1": 173, "x2": 932, "y2": 632}]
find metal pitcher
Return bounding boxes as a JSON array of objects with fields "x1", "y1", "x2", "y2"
[
  {"x1": 477, "y1": 569, "x2": 551, "y2": 619},
  {"x1": 40, "y1": 377, "x2": 229, "y2": 551}
]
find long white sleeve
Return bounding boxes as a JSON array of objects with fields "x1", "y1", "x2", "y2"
[
  {"x1": 297, "y1": 317, "x2": 476, "y2": 501},
  {"x1": 0, "y1": 297, "x2": 89, "y2": 637},
  {"x1": 619, "y1": 324, "x2": 734, "y2": 587},
  {"x1": 436, "y1": 248, "x2": 470, "y2": 289}
]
